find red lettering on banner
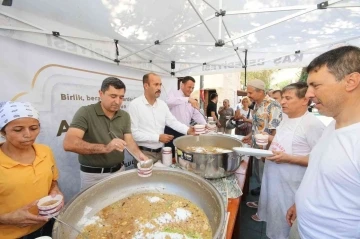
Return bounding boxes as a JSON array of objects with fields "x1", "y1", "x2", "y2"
[{"x1": 269, "y1": 142, "x2": 285, "y2": 152}]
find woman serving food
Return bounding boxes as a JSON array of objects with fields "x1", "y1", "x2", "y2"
[{"x1": 0, "y1": 101, "x2": 64, "y2": 239}]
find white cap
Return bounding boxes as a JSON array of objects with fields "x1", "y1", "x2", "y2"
[{"x1": 247, "y1": 79, "x2": 265, "y2": 91}]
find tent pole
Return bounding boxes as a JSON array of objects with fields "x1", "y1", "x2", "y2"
[
  {"x1": 118, "y1": 13, "x2": 216, "y2": 61},
  {"x1": 218, "y1": 0, "x2": 223, "y2": 41},
  {"x1": 188, "y1": 0, "x2": 217, "y2": 42},
  {"x1": 244, "y1": 49, "x2": 248, "y2": 87},
  {"x1": 227, "y1": 5, "x2": 313, "y2": 15},
  {"x1": 222, "y1": 19, "x2": 244, "y2": 66},
  {"x1": 200, "y1": 75, "x2": 205, "y2": 111},
  {"x1": 226, "y1": 1, "x2": 358, "y2": 15},
  {"x1": 201, "y1": 0, "x2": 218, "y2": 11},
  {"x1": 225, "y1": 0, "x2": 344, "y2": 44},
  {"x1": 225, "y1": 8, "x2": 316, "y2": 44},
  {"x1": 159, "y1": 15, "x2": 216, "y2": 43}
]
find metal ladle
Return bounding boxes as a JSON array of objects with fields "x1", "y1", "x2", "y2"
[
  {"x1": 108, "y1": 131, "x2": 153, "y2": 168},
  {"x1": 53, "y1": 216, "x2": 88, "y2": 239}
]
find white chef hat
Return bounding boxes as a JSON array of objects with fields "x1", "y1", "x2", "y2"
[{"x1": 0, "y1": 101, "x2": 40, "y2": 130}]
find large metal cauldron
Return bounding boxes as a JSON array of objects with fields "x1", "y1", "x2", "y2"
[
  {"x1": 174, "y1": 134, "x2": 243, "y2": 179},
  {"x1": 52, "y1": 168, "x2": 225, "y2": 239}
]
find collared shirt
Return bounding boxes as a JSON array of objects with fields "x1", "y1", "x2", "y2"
[
  {"x1": 129, "y1": 95, "x2": 189, "y2": 149},
  {"x1": 0, "y1": 144, "x2": 59, "y2": 239},
  {"x1": 166, "y1": 89, "x2": 207, "y2": 126},
  {"x1": 69, "y1": 102, "x2": 131, "y2": 167},
  {"x1": 252, "y1": 95, "x2": 282, "y2": 147}
]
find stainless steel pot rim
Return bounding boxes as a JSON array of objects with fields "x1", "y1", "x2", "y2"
[
  {"x1": 61, "y1": 167, "x2": 224, "y2": 212},
  {"x1": 174, "y1": 134, "x2": 243, "y2": 141},
  {"x1": 174, "y1": 134, "x2": 243, "y2": 155},
  {"x1": 58, "y1": 168, "x2": 226, "y2": 233}
]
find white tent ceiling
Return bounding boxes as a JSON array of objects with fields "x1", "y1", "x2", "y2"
[{"x1": 1, "y1": 0, "x2": 360, "y2": 76}]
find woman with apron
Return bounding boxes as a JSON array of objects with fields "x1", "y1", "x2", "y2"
[{"x1": 254, "y1": 83, "x2": 325, "y2": 239}]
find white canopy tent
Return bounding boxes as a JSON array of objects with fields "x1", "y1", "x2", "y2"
[{"x1": 1, "y1": 0, "x2": 359, "y2": 77}]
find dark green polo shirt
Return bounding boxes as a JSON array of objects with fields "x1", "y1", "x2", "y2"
[{"x1": 69, "y1": 102, "x2": 131, "y2": 167}]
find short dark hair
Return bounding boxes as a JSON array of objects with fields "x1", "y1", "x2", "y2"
[
  {"x1": 181, "y1": 76, "x2": 195, "y2": 84},
  {"x1": 272, "y1": 90, "x2": 282, "y2": 97},
  {"x1": 307, "y1": 45, "x2": 360, "y2": 81},
  {"x1": 282, "y1": 82, "x2": 308, "y2": 99},
  {"x1": 210, "y1": 93, "x2": 218, "y2": 100},
  {"x1": 101, "y1": 77, "x2": 126, "y2": 92},
  {"x1": 143, "y1": 73, "x2": 158, "y2": 85}
]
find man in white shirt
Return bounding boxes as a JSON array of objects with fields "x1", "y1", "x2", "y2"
[
  {"x1": 254, "y1": 82, "x2": 325, "y2": 239},
  {"x1": 128, "y1": 73, "x2": 194, "y2": 163},
  {"x1": 165, "y1": 76, "x2": 207, "y2": 156},
  {"x1": 287, "y1": 45, "x2": 360, "y2": 239}
]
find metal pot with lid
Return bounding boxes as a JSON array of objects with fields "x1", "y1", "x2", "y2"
[{"x1": 173, "y1": 134, "x2": 243, "y2": 179}]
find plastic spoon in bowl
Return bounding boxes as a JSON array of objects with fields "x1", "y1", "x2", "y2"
[
  {"x1": 108, "y1": 131, "x2": 153, "y2": 168},
  {"x1": 53, "y1": 216, "x2": 88, "y2": 239}
]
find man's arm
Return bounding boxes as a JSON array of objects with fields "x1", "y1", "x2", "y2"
[
  {"x1": 166, "y1": 90, "x2": 189, "y2": 109},
  {"x1": 286, "y1": 204, "x2": 297, "y2": 227},
  {"x1": 290, "y1": 155, "x2": 309, "y2": 166},
  {"x1": 63, "y1": 128, "x2": 111, "y2": 154},
  {"x1": 192, "y1": 108, "x2": 207, "y2": 125},
  {"x1": 210, "y1": 111, "x2": 218, "y2": 121},
  {"x1": 165, "y1": 105, "x2": 189, "y2": 135},
  {"x1": 267, "y1": 153, "x2": 309, "y2": 166},
  {"x1": 124, "y1": 134, "x2": 148, "y2": 160},
  {"x1": 211, "y1": 111, "x2": 221, "y2": 127}
]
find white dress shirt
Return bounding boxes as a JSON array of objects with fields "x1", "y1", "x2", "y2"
[
  {"x1": 128, "y1": 95, "x2": 189, "y2": 149},
  {"x1": 166, "y1": 89, "x2": 207, "y2": 126}
]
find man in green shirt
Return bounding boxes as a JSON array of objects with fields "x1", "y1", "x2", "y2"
[{"x1": 63, "y1": 77, "x2": 147, "y2": 190}]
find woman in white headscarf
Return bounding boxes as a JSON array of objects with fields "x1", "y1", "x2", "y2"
[{"x1": 0, "y1": 101, "x2": 64, "y2": 239}]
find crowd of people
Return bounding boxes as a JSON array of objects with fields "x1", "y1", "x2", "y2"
[
  {"x1": 0, "y1": 45, "x2": 359, "y2": 239},
  {"x1": 243, "y1": 45, "x2": 360, "y2": 239}
]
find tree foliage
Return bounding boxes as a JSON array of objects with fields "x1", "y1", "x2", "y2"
[
  {"x1": 240, "y1": 69, "x2": 278, "y2": 90},
  {"x1": 274, "y1": 80, "x2": 292, "y2": 90},
  {"x1": 298, "y1": 67, "x2": 308, "y2": 82}
]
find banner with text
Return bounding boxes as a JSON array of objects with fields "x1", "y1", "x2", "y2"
[{"x1": 0, "y1": 36, "x2": 176, "y2": 201}]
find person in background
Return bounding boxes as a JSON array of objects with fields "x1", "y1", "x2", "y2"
[
  {"x1": 287, "y1": 46, "x2": 360, "y2": 239},
  {"x1": 63, "y1": 77, "x2": 147, "y2": 190},
  {"x1": 165, "y1": 76, "x2": 206, "y2": 156},
  {"x1": 267, "y1": 89, "x2": 274, "y2": 97},
  {"x1": 129, "y1": 73, "x2": 195, "y2": 163},
  {"x1": 234, "y1": 97, "x2": 253, "y2": 136},
  {"x1": 242, "y1": 79, "x2": 282, "y2": 199},
  {"x1": 252, "y1": 82, "x2": 325, "y2": 239},
  {"x1": 206, "y1": 93, "x2": 221, "y2": 127},
  {"x1": 218, "y1": 99, "x2": 234, "y2": 134},
  {"x1": 236, "y1": 98, "x2": 242, "y2": 112},
  {"x1": 0, "y1": 101, "x2": 64, "y2": 239},
  {"x1": 270, "y1": 90, "x2": 282, "y2": 104}
]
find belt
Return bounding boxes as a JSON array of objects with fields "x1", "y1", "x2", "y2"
[
  {"x1": 80, "y1": 163, "x2": 122, "y2": 174},
  {"x1": 139, "y1": 146, "x2": 162, "y2": 153}
]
